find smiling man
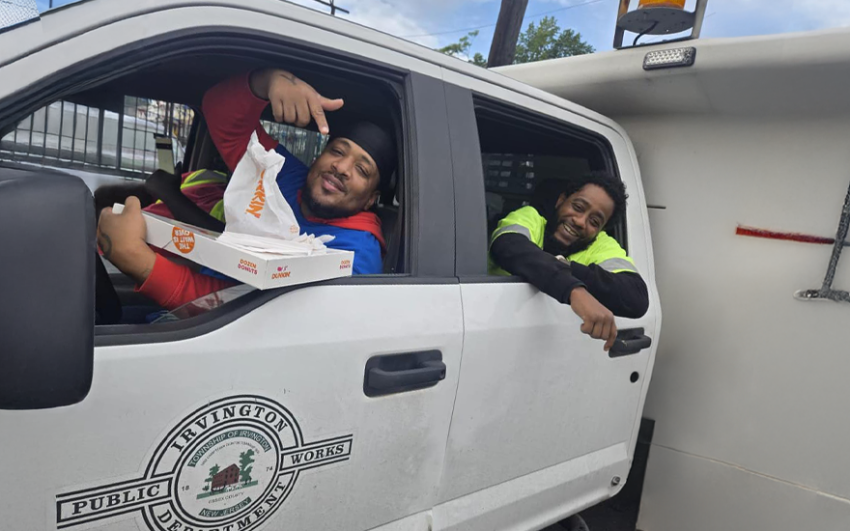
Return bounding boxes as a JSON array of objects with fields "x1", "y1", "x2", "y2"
[
  {"x1": 97, "y1": 68, "x2": 394, "y2": 311},
  {"x1": 488, "y1": 173, "x2": 649, "y2": 350}
]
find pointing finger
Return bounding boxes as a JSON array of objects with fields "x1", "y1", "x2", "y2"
[
  {"x1": 309, "y1": 95, "x2": 330, "y2": 135},
  {"x1": 319, "y1": 95, "x2": 344, "y2": 112}
]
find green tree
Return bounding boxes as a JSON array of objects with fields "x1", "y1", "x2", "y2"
[
  {"x1": 437, "y1": 31, "x2": 488, "y2": 67},
  {"x1": 240, "y1": 465, "x2": 253, "y2": 486},
  {"x1": 437, "y1": 30, "x2": 479, "y2": 58},
  {"x1": 239, "y1": 450, "x2": 255, "y2": 486},
  {"x1": 514, "y1": 16, "x2": 594, "y2": 64},
  {"x1": 436, "y1": 16, "x2": 593, "y2": 67}
]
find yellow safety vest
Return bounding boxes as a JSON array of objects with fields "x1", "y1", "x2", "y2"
[
  {"x1": 153, "y1": 169, "x2": 228, "y2": 222},
  {"x1": 488, "y1": 205, "x2": 637, "y2": 276}
]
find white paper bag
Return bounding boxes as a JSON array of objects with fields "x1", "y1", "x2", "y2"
[{"x1": 222, "y1": 131, "x2": 300, "y2": 240}]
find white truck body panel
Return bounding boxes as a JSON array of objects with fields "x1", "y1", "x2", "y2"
[
  {"x1": 436, "y1": 69, "x2": 660, "y2": 529},
  {"x1": 2, "y1": 285, "x2": 464, "y2": 531},
  {"x1": 501, "y1": 28, "x2": 850, "y2": 531}
]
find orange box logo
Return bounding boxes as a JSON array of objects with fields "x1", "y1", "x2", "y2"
[
  {"x1": 339, "y1": 260, "x2": 352, "y2": 270},
  {"x1": 272, "y1": 266, "x2": 291, "y2": 280},
  {"x1": 172, "y1": 227, "x2": 195, "y2": 254},
  {"x1": 245, "y1": 171, "x2": 266, "y2": 218}
]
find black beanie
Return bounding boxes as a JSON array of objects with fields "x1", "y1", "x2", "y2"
[{"x1": 330, "y1": 121, "x2": 396, "y2": 184}]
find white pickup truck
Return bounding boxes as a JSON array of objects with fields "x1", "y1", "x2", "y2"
[{"x1": 0, "y1": 2, "x2": 660, "y2": 531}]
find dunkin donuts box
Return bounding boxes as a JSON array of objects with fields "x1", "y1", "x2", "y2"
[{"x1": 112, "y1": 205, "x2": 354, "y2": 290}]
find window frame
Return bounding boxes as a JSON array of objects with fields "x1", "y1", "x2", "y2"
[
  {"x1": 0, "y1": 28, "x2": 457, "y2": 346},
  {"x1": 446, "y1": 85, "x2": 628, "y2": 279}
]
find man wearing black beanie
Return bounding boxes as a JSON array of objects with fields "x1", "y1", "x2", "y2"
[{"x1": 97, "y1": 68, "x2": 397, "y2": 311}]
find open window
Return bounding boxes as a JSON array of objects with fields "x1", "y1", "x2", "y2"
[
  {"x1": 474, "y1": 97, "x2": 627, "y2": 267},
  {"x1": 0, "y1": 33, "x2": 410, "y2": 334}
]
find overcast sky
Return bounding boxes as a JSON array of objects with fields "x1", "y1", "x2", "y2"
[{"x1": 35, "y1": 0, "x2": 850, "y2": 58}]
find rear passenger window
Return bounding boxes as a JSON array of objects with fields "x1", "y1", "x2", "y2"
[{"x1": 473, "y1": 99, "x2": 626, "y2": 263}]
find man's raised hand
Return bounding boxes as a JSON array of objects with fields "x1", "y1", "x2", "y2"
[{"x1": 250, "y1": 68, "x2": 344, "y2": 135}]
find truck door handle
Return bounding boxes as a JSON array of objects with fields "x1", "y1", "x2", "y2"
[
  {"x1": 369, "y1": 362, "x2": 446, "y2": 389},
  {"x1": 609, "y1": 328, "x2": 652, "y2": 358},
  {"x1": 364, "y1": 351, "x2": 446, "y2": 397}
]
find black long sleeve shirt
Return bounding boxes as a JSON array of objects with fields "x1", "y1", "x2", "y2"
[{"x1": 490, "y1": 233, "x2": 649, "y2": 318}]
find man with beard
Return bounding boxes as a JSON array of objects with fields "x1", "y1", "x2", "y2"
[
  {"x1": 488, "y1": 173, "x2": 649, "y2": 351},
  {"x1": 97, "y1": 68, "x2": 393, "y2": 311}
]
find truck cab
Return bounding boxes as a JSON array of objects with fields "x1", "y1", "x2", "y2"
[{"x1": 0, "y1": 2, "x2": 660, "y2": 530}]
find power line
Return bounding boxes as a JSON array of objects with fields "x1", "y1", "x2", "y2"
[{"x1": 401, "y1": 0, "x2": 606, "y2": 38}]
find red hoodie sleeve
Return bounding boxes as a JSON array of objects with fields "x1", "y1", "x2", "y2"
[
  {"x1": 202, "y1": 72, "x2": 279, "y2": 171},
  {"x1": 136, "y1": 254, "x2": 236, "y2": 311}
]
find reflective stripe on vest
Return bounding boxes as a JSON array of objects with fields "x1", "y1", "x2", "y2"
[
  {"x1": 181, "y1": 169, "x2": 227, "y2": 189},
  {"x1": 491, "y1": 223, "x2": 532, "y2": 243},
  {"x1": 153, "y1": 170, "x2": 228, "y2": 206},
  {"x1": 598, "y1": 257, "x2": 638, "y2": 274}
]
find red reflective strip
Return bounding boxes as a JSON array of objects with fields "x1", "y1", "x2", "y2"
[{"x1": 735, "y1": 225, "x2": 834, "y2": 245}]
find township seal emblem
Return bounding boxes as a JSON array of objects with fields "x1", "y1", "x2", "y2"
[{"x1": 56, "y1": 395, "x2": 353, "y2": 531}]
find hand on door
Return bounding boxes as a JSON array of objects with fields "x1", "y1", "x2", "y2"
[{"x1": 569, "y1": 287, "x2": 617, "y2": 351}]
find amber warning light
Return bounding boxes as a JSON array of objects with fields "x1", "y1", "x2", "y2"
[
  {"x1": 639, "y1": 0, "x2": 686, "y2": 8},
  {"x1": 614, "y1": 0, "x2": 709, "y2": 49}
]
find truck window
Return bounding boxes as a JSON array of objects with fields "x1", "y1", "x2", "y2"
[
  {"x1": 473, "y1": 98, "x2": 627, "y2": 266},
  {"x1": 0, "y1": 40, "x2": 408, "y2": 332}
]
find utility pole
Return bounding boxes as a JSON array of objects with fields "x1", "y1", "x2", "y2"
[
  {"x1": 330, "y1": 0, "x2": 347, "y2": 16},
  {"x1": 486, "y1": 0, "x2": 529, "y2": 68},
  {"x1": 312, "y1": 0, "x2": 349, "y2": 16}
]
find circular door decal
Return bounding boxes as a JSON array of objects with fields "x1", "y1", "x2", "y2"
[{"x1": 56, "y1": 395, "x2": 353, "y2": 531}]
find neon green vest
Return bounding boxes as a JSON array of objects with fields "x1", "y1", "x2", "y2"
[
  {"x1": 488, "y1": 205, "x2": 637, "y2": 276},
  {"x1": 152, "y1": 169, "x2": 228, "y2": 222}
]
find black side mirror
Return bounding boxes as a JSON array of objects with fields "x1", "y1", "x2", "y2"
[{"x1": 0, "y1": 170, "x2": 95, "y2": 409}]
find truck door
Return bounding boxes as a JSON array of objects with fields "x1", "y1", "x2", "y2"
[
  {"x1": 433, "y1": 77, "x2": 661, "y2": 531},
  {"x1": 0, "y1": 8, "x2": 462, "y2": 531}
]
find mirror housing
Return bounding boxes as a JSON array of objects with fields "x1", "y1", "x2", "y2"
[{"x1": 0, "y1": 169, "x2": 95, "y2": 409}]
